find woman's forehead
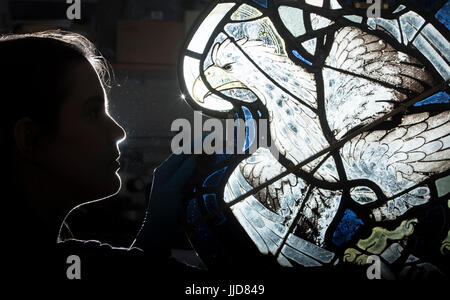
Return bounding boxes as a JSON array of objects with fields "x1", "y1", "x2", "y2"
[{"x1": 65, "y1": 59, "x2": 106, "y2": 102}]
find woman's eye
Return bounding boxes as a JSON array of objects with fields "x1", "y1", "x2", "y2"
[
  {"x1": 90, "y1": 107, "x2": 102, "y2": 118},
  {"x1": 223, "y1": 63, "x2": 233, "y2": 71}
]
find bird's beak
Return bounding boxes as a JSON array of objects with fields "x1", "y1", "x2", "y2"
[{"x1": 192, "y1": 65, "x2": 248, "y2": 103}]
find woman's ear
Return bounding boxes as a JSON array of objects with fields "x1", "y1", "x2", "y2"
[{"x1": 13, "y1": 117, "x2": 40, "y2": 160}]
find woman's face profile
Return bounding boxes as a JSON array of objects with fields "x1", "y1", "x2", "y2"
[{"x1": 37, "y1": 59, "x2": 126, "y2": 202}]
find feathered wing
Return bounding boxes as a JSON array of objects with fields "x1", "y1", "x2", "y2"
[
  {"x1": 324, "y1": 26, "x2": 438, "y2": 140},
  {"x1": 341, "y1": 111, "x2": 450, "y2": 220},
  {"x1": 223, "y1": 147, "x2": 336, "y2": 265},
  {"x1": 223, "y1": 147, "x2": 301, "y2": 258},
  {"x1": 321, "y1": 26, "x2": 449, "y2": 218},
  {"x1": 326, "y1": 26, "x2": 436, "y2": 93}
]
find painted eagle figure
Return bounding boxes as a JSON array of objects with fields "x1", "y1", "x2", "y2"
[{"x1": 180, "y1": 1, "x2": 450, "y2": 275}]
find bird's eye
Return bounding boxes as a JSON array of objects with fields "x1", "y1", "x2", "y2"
[{"x1": 223, "y1": 63, "x2": 233, "y2": 71}]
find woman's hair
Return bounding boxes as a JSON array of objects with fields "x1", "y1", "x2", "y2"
[{"x1": 1, "y1": 30, "x2": 112, "y2": 137}]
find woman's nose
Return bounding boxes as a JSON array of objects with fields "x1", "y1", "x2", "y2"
[{"x1": 108, "y1": 115, "x2": 126, "y2": 144}]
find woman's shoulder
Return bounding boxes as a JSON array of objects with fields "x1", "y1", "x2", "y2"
[
  {"x1": 56, "y1": 238, "x2": 145, "y2": 269},
  {"x1": 57, "y1": 238, "x2": 143, "y2": 256},
  {"x1": 54, "y1": 239, "x2": 146, "y2": 280}
]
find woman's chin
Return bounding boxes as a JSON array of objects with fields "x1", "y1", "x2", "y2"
[
  {"x1": 84, "y1": 173, "x2": 122, "y2": 201},
  {"x1": 105, "y1": 172, "x2": 122, "y2": 197}
]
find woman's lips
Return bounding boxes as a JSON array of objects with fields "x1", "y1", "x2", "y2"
[{"x1": 110, "y1": 158, "x2": 120, "y2": 170}]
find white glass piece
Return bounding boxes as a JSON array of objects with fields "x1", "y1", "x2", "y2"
[
  {"x1": 234, "y1": 200, "x2": 284, "y2": 254},
  {"x1": 230, "y1": 203, "x2": 270, "y2": 254},
  {"x1": 221, "y1": 88, "x2": 258, "y2": 103},
  {"x1": 436, "y1": 175, "x2": 450, "y2": 197},
  {"x1": 230, "y1": 200, "x2": 284, "y2": 255},
  {"x1": 203, "y1": 33, "x2": 227, "y2": 70},
  {"x1": 277, "y1": 254, "x2": 293, "y2": 267},
  {"x1": 401, "y1": 186, "x2": 430, "y2": 206},
  {"x1": 367, "y1": 17, "x2": 402, "y2": 43},
  {"x1": 330, "y1": 0, "x2": 342, "y2": 9},
  {"x1": 350, "y1": 186, "x2": 378, "y2": 204},
  {"x1": 200, "y1": 94, "x2": 234, "y2": 111},
  {"x1": 413, "y1": 34, "x2": 450, "y2": 80},
  {"x1": 311, "y1": 13, "x2": 333, "y2": 30},
  {"x1": 187, "y1": 3, "x2": 236, "y2": 54},
  {"x1": 367, "y1": 18, "x2": 376, "y2": 30},
  {"x1": 344, "y1": 15, "x2": 363, "y2": 23},
  {"x1": 280, "y1": 244, "x2": 322, "y2": 266},
  {"x1": 231, "y1": 4, "x2": 262, "y2": 21},
  {"x1": 285, "y1": 233, "x2": 335, "y2": 263},
  {"x1": 224, "y1": 17, "x2": 287, "y2": 54},
  {"x1": 278, "y1": 6, "x2": 306, "y2": 37},
  {"x1": 305, "y1": 0, "x2": 324, "y2": 7},
  {"x1": 183, "y1": 56, "x2": 200, "y2": 100},
  {"x1": 381, "y1": 243, "x2": 404, "y2": 264},
  {"x1": 399, "y1": 11, "x2": 425, "y2": 45},
  {"x1": 372, "y1": 186, "x2": 431, "y2": 221},
  {"x1": 393, "y1": 4, "x2": 406, "y2": 14},
  {"x1": 421, "y1": 24, "x2": 450, "y2": 63},
  {"x1": 302, "y1": 38, "x2": 317, "y2": 55},
  {"x1": 314, "y1": 155, "x2": 339, "y2": 182}
]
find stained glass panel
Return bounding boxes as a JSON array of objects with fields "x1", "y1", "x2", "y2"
[{"x1": 178, "y1": 0, "x2": 450, "y2": 279}]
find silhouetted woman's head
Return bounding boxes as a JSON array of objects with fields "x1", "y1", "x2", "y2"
[{"x1": 3, "y1": 31, "x2": 126, "y2": 204}]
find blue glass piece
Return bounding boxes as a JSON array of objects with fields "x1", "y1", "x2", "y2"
[
  {"x1": 186, "y1": 198, "x2": 201, "y2": 224},
  {"x1": 242, "y1": 106, "x2": 256, "y2": 151},
  {"x1": 242, "y1": 105, "x2": 252, "y2": 120},
  {"x1": 436, "y1": 1, "x2": 450, "y2": 31},
  {"x1": 252, "y1": 0, "x2": 268, "y2": 9},
  {"x1": 413, "y1": 91, "x2": 450, "y2": 106},
  {"x1": 292, "y1": 50, "x2": 312, "y2": 66},
  {"x1": 332, "y1": 209, "x2": 364, "y2": 246},
  {"x1": 343, "y1": 0, "x2": 352, "y2": 6},
  {"x1": 203, "y1": 166, "x2": 228, "y2": 187},
  {"x1": 203, "y1": 194, "x2": 218, "y2": 213},
  {"x1": 408, "y1": 0, "x2": 441, "y2": 12},
  {"x1": 203, "y1": 194, "x2": 226, "y2": 225},
  {"x1": 187, "y1": 198, "x2": 214, "y2": 251},
  {"x1": 215, "y1": 153, "x2": 232, "y2": 163},
  {"x1": 257, "y1": 110, "x2": 262, "y2": 117}
]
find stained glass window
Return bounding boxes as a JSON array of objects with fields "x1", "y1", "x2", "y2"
[{"x1": 178, "y1": 0, "x2": 449, "y2": 278}]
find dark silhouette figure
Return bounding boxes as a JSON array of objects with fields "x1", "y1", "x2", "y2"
[{"x1": 3, "y1": 31, "x2": 196, "y2": 281}]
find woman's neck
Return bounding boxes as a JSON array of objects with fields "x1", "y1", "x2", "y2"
[{"x1": 19, "y1": 160, "x2": 80, "y2": 244}]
